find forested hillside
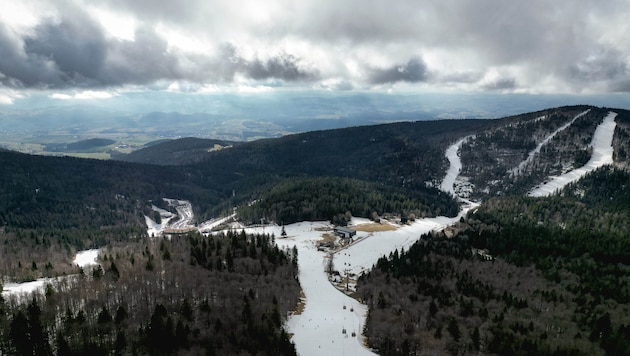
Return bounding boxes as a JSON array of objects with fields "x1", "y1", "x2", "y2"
[
  {"x1": 0, "y1": 118, "x2": 493, "y2": 282},
  {"x1": 1, "y1": 117, "x2": 491, "y2": 232},
  {"x1": 612, "y1": 109, "x2": 630, "y2": 167},
  {"x1": 0, "y1": 150, "x2": 224, "y2": 230},
  {"x1": 2, "y1": 105, "x2": 629, "y2": 355},
  {"x1": 116, "y1": 137, "x2": 237, "y2": 166},
  {"x1": 357, "y1": 166, "x2": 630, "y2": 355},
  {"x1": 237, "y1": 176, "x2": 458, "y2": 226},
  {"x1": 458, "y1": 106, "x2": 611, "y2": 198},
  {"x1": 0, "y1": 230, "x2": 299, "y2": 355},
  {"x1": 191, "y1": 118, "x2": 491, "y2": 223}
]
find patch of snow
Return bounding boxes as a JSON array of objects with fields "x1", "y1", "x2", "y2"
[
  {"x1": 3, "y1": 249, "x2": 100, "y2": 300},
  {"x1": 528, "y1": 111, "x2": 617, "y2": 197},
  {"x1": 198, "y1": 213, "x2": 237, "y2": 233},
  {"x1": 145, "y1": 198, "x2": 239, "y2": 237},
  {"x1": 145, "y1": 215, "x2": 166, "y2": 237},
  {"x1": 73, "y1": 249, "x2": 100, "y2": 267},
  {"x1": 163, "y1": 199, "x2": 195, "y2": 230},
  {"x1": 533, "y1": 114, "x2": 548, "y2": 123},
  {"x1": 2, "y1": 278, "x2": 55, "y2": 298}
]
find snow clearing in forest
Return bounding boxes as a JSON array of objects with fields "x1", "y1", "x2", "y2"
[
  {"x1": 513, "y1": 109, "x2": 591, "y2": 175},
  {"x1": 2, "y1": 249, "x2": 100, "y2": 300},
  {"x1": 528, "y1": 111, "x2": 617, "y2": 197}
]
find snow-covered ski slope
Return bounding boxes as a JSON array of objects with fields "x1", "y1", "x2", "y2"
[
  {"x1": 242, "y1": 212, "x2": 471, "y2": 356},
  {"x1": 440, "y1": 136, "x2": 468, "y2": 197},
  {"x1": 512, "y1": 109, "x2": 591, "y2": 175},
  {"x1": 250, "y1": 222, "x2": 375, "y2": 355},
  {"x1": 528, "y1": 111, "x2": 617, "y2": 197}
]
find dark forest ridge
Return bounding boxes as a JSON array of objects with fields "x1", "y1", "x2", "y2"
[{"x1": 3, "y1": 92, "x2": 629, "y2": 157}]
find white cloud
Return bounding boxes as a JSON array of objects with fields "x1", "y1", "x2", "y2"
[
  {"x1": 1, "y1": 0, "x2": 629, "y2": 94},
  {"x1": 0, "y1": 85, "x2": 24, "y2": 104},
  {"x1": 236, "y1": 85, "x2": 273, "y2": 93},
  {"x1": 0, "y1": 94, "x2": 15, "y2": 105},
  {"x1": 166, "y1": 81, "x2": 220, "y2": 93},
  {"x1": 88, "y1": 6, "x2": 136, "y2": 41},
  {"x1": 49, "y1": 90, "x2": 115, "y2": 100}
]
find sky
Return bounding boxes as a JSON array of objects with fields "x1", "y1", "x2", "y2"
[{"x1": 1, "y1": 0, "x2": 630, "y2": 111}]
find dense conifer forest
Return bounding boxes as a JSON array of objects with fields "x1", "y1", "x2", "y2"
[
  {"x1": 0, "y1": 230, "x2": 299, "y2": 355},
  {"x1": 237, "y1": 176, "x2": 459, "y2": 226},
  {"x1": 357, "y1": 166, "x2": 630, "y2": 355}
]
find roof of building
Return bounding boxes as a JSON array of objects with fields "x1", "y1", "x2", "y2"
[{"x1": 333, "y1": 226, "x2": 357, "y2": 235}]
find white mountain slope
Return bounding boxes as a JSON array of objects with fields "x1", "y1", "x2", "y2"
[
  {"x1": 528, "y1": 111, "x2": 618, "y2": 197},
  {"x1": 440, "y1": 136, "x2": 470, "y2": 198}
]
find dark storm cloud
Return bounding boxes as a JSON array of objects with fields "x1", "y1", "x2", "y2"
[
  {"x1": 2, "y1": 0, "x2": 630, "y2": 94},
  {"x1": 24, "y1": 16, "x2": 107, "y2": 86},
  {"x1": 610, "y1": 80, "x2": 630, "y2": 93},
  {"x1": 207, "y1": 44, "x2": 317, "y2": 83},
  {"x1": 0, "y1": 1, "x2": 114, "y2": 89},
  {"x1": 0, "y1": 2, "x2": 316, "y2": 90},
  {"x1": 246, "y1": 54, "x2": 316, "y2": 81},
  {"x1": 0, "y1": 17, "x2": 176, "y2": 88},
  {"x1": 481, "y1": 77, "x2": 517, "y2": 91},
  {"x1": 568, "y1": 49, "x2": 629, "y2": 82},
  {"x1": 101, "y1": 26, "x2": 182, "y2": 85},
  {"x1": 369, "y1": 58, "x2": 428, "y2": 84},
  {"x1": 0, "y1": 23, "x2": 66, "y2": 88}
]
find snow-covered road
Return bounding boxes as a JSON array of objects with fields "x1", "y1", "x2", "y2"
[
  {"x1": 163, "y1": 199, "x2": 195, "y2": 230},
  {"x1": 528, "y1": 111, "x2": 617, "y2": 197}
]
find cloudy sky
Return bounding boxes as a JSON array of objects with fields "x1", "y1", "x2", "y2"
[{"x1": 1, "y1": 0, "x2": 630, "y2": 106}]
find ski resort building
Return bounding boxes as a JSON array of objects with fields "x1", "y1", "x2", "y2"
[{"x1": 333, "y1": 226, "x2": 357, "y2": 240}]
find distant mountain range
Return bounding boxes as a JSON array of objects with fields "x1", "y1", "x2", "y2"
[{"x1": 4, "y1": 91, "x2": 628, "y2": 156}]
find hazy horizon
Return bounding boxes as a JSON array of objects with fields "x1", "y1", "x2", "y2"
[{"x1": 2, "y1": 1, "x2": 630, "y2": 146}]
